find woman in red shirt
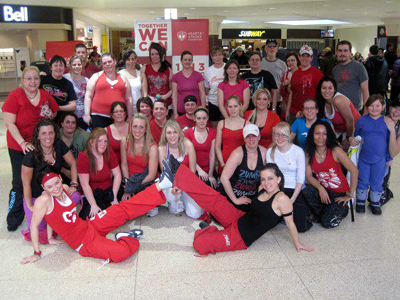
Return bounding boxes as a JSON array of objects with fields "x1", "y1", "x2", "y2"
[
  {"x1": 136, "y1": 96, "x2": 154, "y2": 121},
  {"x1": 77, "y1": 128, "x2": 122, "y2": 218},
  {"x1": 244, "y1": 88, "x2": 281, "y2": 148},
  {"x1": 215, "y1": 95, "x2": 247, "y2": 174},
  {"x1": 121, "y1": 113, "x2": 158, "y2": 199},
  {"x1": 2, "y1": 66, "x2": 59, "y2": 232},
  {"x1": 105, "y1": 102, "x2": 129, "y2": 165},
  {"x1": 184, "y1": 107, "x2": 217, "y2": 188},
  {"x1": 84, "y1": 53, "x2": 133, "y2": 128},
  {"x1": 217, "y1": 60, "x2": 250, "y2": 118},
  {"x1": 280, "y1": 52, "x2": 300, "y2": 120},
  {"x1": 142, "y1": 42, "x2": 173, "y2": 106},
  {"x1": 304, "y1": 120, "x2": 358, "y2": 228}
]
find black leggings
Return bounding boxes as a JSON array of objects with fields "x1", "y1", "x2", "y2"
[{"x1": 283, "y1": 188, "x2": 313, "y2": 232}]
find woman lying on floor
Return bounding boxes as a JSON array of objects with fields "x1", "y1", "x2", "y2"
[
  {"x1": 171, "y1": 160, "x2": 314, "y2": 255},
  {"x1": 20, "y1": 166, "x2": 174, "y2": 264}
]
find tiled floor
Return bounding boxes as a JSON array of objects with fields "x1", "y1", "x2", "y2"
[{"x1": 1, "y1": 115, "x2": 400, "y2": 300}]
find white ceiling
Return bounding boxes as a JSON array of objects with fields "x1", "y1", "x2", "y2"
[{"x1": 2, "y1": 0, "x2": 400, "y2": 29}]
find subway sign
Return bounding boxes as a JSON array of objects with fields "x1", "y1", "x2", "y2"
[
  {"x1": 2, "y1": 5, "x2": 28, "y2": 22},
  {"x1": 222, "y1": 29, "x2": 281, "y2": 39}
]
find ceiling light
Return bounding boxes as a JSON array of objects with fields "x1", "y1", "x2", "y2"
[
  {"x1": 149, "y1": 11, "x2": 154, "y2": 13},
  {"x1": 323, "y1": 4, "x2": 329, "y2": 7},
  {"x1": 223, "y1": 10, "x2": 229, "y2": 12},
  {"x1": 269, "y1": 8, "x2": 276, "y2": 10},
  {"x1": 386, "y1": 1, "x2": 393, "y2": 3},
  {"x1": 222, "y1": 20, "x2": 249, "y2": 24},
  {"x1": 190, "y1": 7, "x2": 196, "y2": 10},
  {"x1": 267, "y1": 19, "x2": 351, "y2": 25}
]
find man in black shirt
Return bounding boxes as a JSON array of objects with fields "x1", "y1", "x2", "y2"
[{"x1": 242, "y1": 51, "x2": 278, "y2": 111}]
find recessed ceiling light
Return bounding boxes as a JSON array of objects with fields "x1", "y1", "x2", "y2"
[
  {"x1": 184, "y1": 13, "x2": 190, "y2": 15},
  {"x1": 386, "y1": 1, "x2": 393, "y2": 3},
  {"x1": 190, "y1": 7, "x2": 196, "y2": 10},
  {"x1": 252, "y1": 13, "x2": 258, "y2": 16},
  {"x1": 269, "y1": 7, "x2": 276, "y2": 10},
  {"x1": 345, "y1": 8, "x2": 351, "y2": 11},
  {"x1": 323, "y1": 4, "x2": 329, "y2": 7},
  {"x1": 267, "y1": 19, "x2": 351, "y2": 25},
  {"x1": 223, "y1": 10, "x2": 229, "y2": 12},
  {"x1": 363, "y1": 12, "x2": 369, "y2": 14},
  {"x1": 149, "y1": 11, "x2": 154, "y2": 13},
  {"x1": 222, "y1": 19, "x2": 249, "y2": 24}
]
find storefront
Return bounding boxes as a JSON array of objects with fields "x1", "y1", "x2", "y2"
[
  {"x1": 221, "y1": 28, "x2": 282, "y2": 53},
  {"x1": 0, "y1": 4, "x2": 73, "y2": 93}
]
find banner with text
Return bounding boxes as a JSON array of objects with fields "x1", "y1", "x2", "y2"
[{"x1": 135, "y1": 19, "x2": 209, "y2": 74}]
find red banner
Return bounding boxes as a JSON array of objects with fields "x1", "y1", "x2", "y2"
[
  {"x1": 171, "y1": 19, "x2": 209, "y2": 56},
  {"x1": 45, "y1": 41, "x2": 82, "y2": 61}
]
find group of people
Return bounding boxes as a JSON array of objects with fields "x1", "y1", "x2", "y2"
[{"x1": 3, "y1": 39, "x2": 399, "y2": 265}]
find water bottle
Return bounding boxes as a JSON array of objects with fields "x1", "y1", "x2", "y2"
[
  {"x1": 176, "y1": 191, "x2": 184, "y2": 214},
  {"x1": 155, "y1": 94, "x2": 162, "y2": 100}
]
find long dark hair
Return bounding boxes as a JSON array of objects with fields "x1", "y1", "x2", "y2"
[
  {"x1": 149, "y1": 42, "x2": 169, "y2": 73},
  {"x1": 223, "y1": 59, "x2": 241, "y2": 83},
  {"x1": 316, "y1": 76, "x2": 338, "y2": 115},
  {"x1": 31, "y1": 119, "x2": 59, "y2": 162},
  {"x1": 305, "y1": 120, "x2": 339, "y2": 164},
  {"x1": 260, "y1": 163, "x2": 285, "y2": 191},
  {"x1": 123, "y1": 49, "x2": 141, "y2": 71}
]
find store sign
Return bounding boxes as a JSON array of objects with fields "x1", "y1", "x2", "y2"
[
  {"x1": 3, "y1": 5, "x2": 28, "y2": 22},
  {"x1": 222, "y1": 28, "x2": 281, "y2": 39},
  {"x1": 238, "y1": 30, "x2": 266, "y2": 38}
]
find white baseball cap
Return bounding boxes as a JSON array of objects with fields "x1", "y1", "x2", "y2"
[
  {"x1": 299, "y1": 45, "x2": 313, "y2": 56},
  {"x1": 243, "y1": 124, "x2": 260, "y2": 138}
]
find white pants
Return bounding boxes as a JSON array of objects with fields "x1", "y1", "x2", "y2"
[{"x1": 163, "y1": 188, "x2": 204, "y2": 219}]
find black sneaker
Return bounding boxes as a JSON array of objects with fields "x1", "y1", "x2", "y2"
[
  {"x1": 168, "y1": 154, "x2": 181, "y2": 175},
  {"x1": 199, "y1": 221, "x2": 210, "y2": 229},
  {"x1": 369, "y1": 205, "x2": 382, "y2": 215},
  {"x1": 7, "y1": 224, "x2": 18, "y2": 232},
  {"x1": 115, "y1": 229, "x2": 144, "y2": 240},
  {"x1": 158, "y1": 159, "x2": 175, "y2": 190},
  {"x1": 356, "y1": 205, "x2": 365, "y2": 213}
]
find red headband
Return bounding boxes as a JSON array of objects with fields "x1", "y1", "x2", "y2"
[{"x1": 41, "y1": 172, "x2": 59, "y2": 186}]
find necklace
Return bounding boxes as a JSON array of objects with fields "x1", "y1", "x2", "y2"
[
  {"x1": 43, "y1": 147, "x2": 54, "y2": 157},
  {"x1": 25, "y1": 89, "x2": 38, "y2": 100},
  {"x1": 316, "y1": 148, "x2": 327, "y2": 157}
]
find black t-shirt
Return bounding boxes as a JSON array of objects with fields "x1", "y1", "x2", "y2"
[
  {"x1": 40, "y1": 75, "x2": 77, "y2": 107},
  {"x1": 242, "y1": 70, "x2": 277, "y2": 110},
  {"x1": 22, "y1": 139, "x2": 70, "y2": 198}
]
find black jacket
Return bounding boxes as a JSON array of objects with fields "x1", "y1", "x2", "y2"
[{"x1": 364, "y1": 55, "x2": 390, "y2": 94}]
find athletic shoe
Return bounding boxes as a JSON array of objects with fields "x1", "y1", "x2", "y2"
[
  {"x1": 146, "y1": 207, "x2": 159, "y2": 217},
  {"x1": 369, "y1": 205, "x2": 382, "y2": 215},
  {"x1": 7, "y1": 224, "x2": 18, "y2": 232},
  {"x1": 356, "y1": 205, "x2": 365, "y2": 213},
  {"x1": 115, "y1": 229, "x2": 144, "y2": 240},
  {"x1": 168, "y1": 154, "x2": 181, "y2": 175},
  {"x1": 199, "y1": 221, "x2": 210, "y2": 229},
  {"x1": 157, "y1": 159, "x2": 175, "y2": 190}
]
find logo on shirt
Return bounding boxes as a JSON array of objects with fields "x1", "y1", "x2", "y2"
[
  {"x1": 62, "y1": 207, "x2": 77, "y2": 223},
  {"x1": 40, "y1": 102, "x2": 53, "y2": 118},
  {"x1": 42, "y1": 84, "x2": 68, "y2": 102},
  {"x1": 317, "y1": 168, "x2": 342, "y2": 190},
  {"x1": 223, "y1": 234, "x2": 231, "y2": 246}
]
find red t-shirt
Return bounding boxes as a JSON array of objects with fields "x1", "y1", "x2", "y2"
[
  {"x1": 149, "y1": 119, "x2": 164, "y2": 144},
  {"x1": 185, "y1": 127, "x2": 216, "y2": 173},
  {"x1": 290, "y1": 66, "x2": 323, "y2": 114},
  {"x1": 2, "y1": 88, "x2": 59, "y2": 151},
  {"x1": 77, "y1": 150, "x2": 119, "y2": 191},
  {"x1": 218, "y1": 80, "x2": 250, "y2": 108},
  {"x1": 244, "y1": 110, "x2": 281, "y2": 148}
]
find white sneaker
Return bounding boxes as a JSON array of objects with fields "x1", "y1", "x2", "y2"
[
  {"x1": 115, "y1": 229, "x2": 144, "y2": 240},
  {"x1": 147, "y1": 207, "x2": 159, "y2": 217}
]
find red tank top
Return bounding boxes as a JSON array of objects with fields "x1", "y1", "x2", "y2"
[
  {"x1": 106, "y1": 126, "x2": 121, "y2": 165},
  {"x1": 44, "y1": 190, "x2": 88, "y2": 250},
  {"x1": 222, "y1": 120, "x2": 246, "y2": 164},
  {"x1": 326, "y1": 93, "x2": 361, "y2": 133},
  {"x1": 92, "y1": 72, "x2": 126, "y2": 116},
  {"x1": 126, "y1": 141, "x2": 149, "y2": 176},
  {"x1": 310, "y1": 148, "x2": 349, "y2": 193},
  {"x1": 145, "y1": 64, "x2": 171, "y2": 105},
  {"x1": 185, "y1": 127, "x2": 216, "y2": 173}
]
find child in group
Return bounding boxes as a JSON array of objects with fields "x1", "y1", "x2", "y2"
[{"x1": 350, "y1": 95, "x2": 391, "y2": 215}]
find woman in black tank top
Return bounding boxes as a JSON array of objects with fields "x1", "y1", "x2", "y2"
[
  {"x1": 220, "y1": 124, "x2": 267, "y2": 212},
  {"x1": 173, "y1": 161, "x2": 314, "y2": 255}
]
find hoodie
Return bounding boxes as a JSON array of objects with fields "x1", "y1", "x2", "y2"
[{"x1": 365, "y1": 55, "x2": 389, "y2": 94}]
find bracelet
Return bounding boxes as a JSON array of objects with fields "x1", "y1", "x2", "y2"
[
  {"x1": 70, "y1": 181, "x2": 79, "y2": 187},
  {"x1": 20, "y1": 141, "x2": 27, "y2": 146},
  {"x1": 34, "y1": 250, "x2": 42, "y2": 257}
]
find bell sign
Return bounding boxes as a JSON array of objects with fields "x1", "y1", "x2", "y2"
[{"x1": 3, "y1": 6, "x2": 28, "y2": 22}]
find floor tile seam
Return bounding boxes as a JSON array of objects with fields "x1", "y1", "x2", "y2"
[
  {"x1": 0, "y1": 273, "x2": 138, "y2": 282},
  {"x1": 270, "y1": 231, "x2": 315, "y2": 300},
  {"x1": 134, "y1": 264, "x2": 298, "y2": 278}
]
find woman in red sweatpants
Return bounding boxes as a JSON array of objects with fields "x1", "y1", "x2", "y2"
[
  {"x1": 21, "y1": 171, "x2": 168, "y2": 264},
  {"x1": 174, "y1": 163, "x2": 314, "y2": 255}
]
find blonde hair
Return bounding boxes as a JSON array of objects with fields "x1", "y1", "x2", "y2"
[
  {"x1": 248, "y1": 88, "x2": 271, "y2": 123},
  {"x1": 21, "y1": 66, "x2": 40, "y2": 87},
  {"x1": 127, "y1": 113, "x2": 154, "y2": 160},
  {"x1": 227, "y1": 95, "x2": 243, "y2": 117},
  {"x1": 69, "y1": 55, "x2": 83, "y2": 69},
  {"x1": 160, "y1": 120, "x2": 186, "y2": 157},
  {"x1": 270, "y1": 122, "x2": 291, "y2": 161}
]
